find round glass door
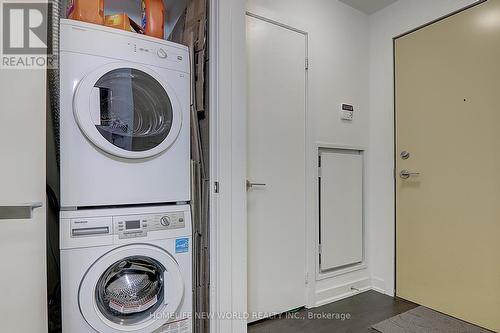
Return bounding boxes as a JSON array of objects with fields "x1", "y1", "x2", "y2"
[
  {"x1": 79, "y1": 244, "x2": 185, "y2": 333},
  {"x1": 95, "y1": 256, "x2": 165, "y2": 325},
  {"x1": 73, "y1": 63, "x2": 183, "y2": 159},
  {"x1": 95, "y1": 69, "x2": 173, "y2": 152}
]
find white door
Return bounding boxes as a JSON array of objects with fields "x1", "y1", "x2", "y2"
[
  {"x1": 0, "y1": 69, "x2": 47, "y2": 331},
  {"x1": 247, "y1": 14, "x2": 307, "y2": 319}
]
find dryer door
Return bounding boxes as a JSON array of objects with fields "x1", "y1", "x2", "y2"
[
  {"x1": 74, "y1": 62, "x2": 183, "y2": 159},
  {"x1": 79, "y1": 244, "x2": 185, "y2": 333}
]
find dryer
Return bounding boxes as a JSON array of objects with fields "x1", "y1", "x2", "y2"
[
  {"x1": 59, "y1": 19, "x2": 190, "y2": 208},
  {"x1": 60, "y1": 205, "x2": 192, "y2": 333}
]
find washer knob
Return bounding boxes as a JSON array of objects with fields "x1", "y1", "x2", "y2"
[
  {"x1": 160, "y1": 216, "x2": 171, "y2": 227},
  {"x1": 157, "y1": 48, "x2": 168, "y2": 59}
]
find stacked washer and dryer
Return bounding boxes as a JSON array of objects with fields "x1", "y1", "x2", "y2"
[{"x1": 59, "y1": 19, "x2": 193, "y2": 333}]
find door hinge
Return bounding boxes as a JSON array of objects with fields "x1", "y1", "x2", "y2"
[
  {"x1": 318, "y1": 155, "x2": 322, "y2": 177},
  {"x1": 318, "y1": 244, "x2": 322, "y2": 254},
  {"x1": 305, "y1": 272, "x2": 309, "y2": 284},
  {"x1": 305, "y1": 57, "x2": 309, "y2": 70},
  {"x1": 214, "y1": 181, "x2": 220, "y2": 194}
]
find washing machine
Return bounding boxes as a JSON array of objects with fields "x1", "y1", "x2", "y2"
[
  {"x1": 60, "y1": 205, "x2": 193, "y2": 333},
  {"x1": 59, "y1": 19, "x2": 190, "y2": 208}
]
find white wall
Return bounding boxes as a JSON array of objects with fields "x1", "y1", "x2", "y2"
[
  {"x1": 367, "y1": 0, "x2": 478, "y2": 296},
  {"x1": 246, "y1": 0, "x2": 371, "y2": 307}
]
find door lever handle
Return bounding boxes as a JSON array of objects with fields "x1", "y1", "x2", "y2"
[
  {"x1": 400, "y1": 170, "x2": 420, "y2": 180},
  {"x1": 0, "y1": 202, "x2": 43, "y2": 220},
  {"x1": 247, "y1": 180, "x2": 267, "y2": 190}
]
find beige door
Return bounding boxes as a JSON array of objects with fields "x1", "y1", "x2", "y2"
[
  {"x1": 0, "y1": 70, "x2": 47, "y2": 328},
  {"x1": 395, "y1": 1, "x2": 500, "y2": 331},
  {"x1": 246, "y1": 14, "x2": 307, "y2": 320}
]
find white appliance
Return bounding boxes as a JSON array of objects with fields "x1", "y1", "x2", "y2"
[
  {"x1": 60, "y1": 205, "x2": 193, "y2": 333},
  {"x1": 59, "y1": 19, "x2": 190, "y2": 208}
]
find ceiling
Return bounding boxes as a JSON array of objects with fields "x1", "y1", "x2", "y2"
[{"x1": 338, "y1": 0, "x2": 398, "y2": 15}]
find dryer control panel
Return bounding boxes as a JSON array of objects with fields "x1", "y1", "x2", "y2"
[{"x1": 114, "y1": 212, "x2": 185, "y2": 240}]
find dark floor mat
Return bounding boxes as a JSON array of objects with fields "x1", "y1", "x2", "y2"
[{"x1": 372, "y1": 306, "x2": 492, "y2": 333}]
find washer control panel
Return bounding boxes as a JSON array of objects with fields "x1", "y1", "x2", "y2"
[{"x1": 114, "y1": 212, "x2": 185, "y2": 239}]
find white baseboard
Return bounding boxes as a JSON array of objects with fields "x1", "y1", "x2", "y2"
[
  {"x1": 371, "y1": 277, "x2": 387, "y2": 294},
  {"x1": 314, "y1": 277, "x2": 372, "y2": 307}
]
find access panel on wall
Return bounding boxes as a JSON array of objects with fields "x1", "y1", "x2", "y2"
[{"x1": 319, "y1": 148, "x2": 363, "y2": 272}]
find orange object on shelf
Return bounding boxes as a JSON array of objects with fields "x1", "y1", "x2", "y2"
[
  {"x1": 68, "y1": 0, "x2": 105, "y2": 25},
  {"x1": 141, "y1": 0, "x2": 166, "y2": 39},
  {"x1": 105, "y1": 13, "x2": 132, "y2": 32}
]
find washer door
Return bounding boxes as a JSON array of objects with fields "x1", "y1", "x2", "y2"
[
  {"x1": 79, "y1": 245, "x2": 185, "y2": 333},
  {"x1": 74, "y1": 62, "x2": 183, "y2": 159}
]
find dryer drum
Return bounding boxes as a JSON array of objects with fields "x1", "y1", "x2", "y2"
[
  {"x1": 95, "y1": 256, "x2": 166, "y2": 324},
  {"x1": 94, "y1": 68, "x2": 174, "y2": 152}
]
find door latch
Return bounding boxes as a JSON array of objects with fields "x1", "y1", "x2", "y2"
[{"x1": 400, "y1": 170, "x2": 420, "y2": 179}]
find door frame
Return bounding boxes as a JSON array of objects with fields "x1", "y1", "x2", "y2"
[
  {"x1": 245, "y1": 11, "x2": 310, "y2": 316},
  {"x1": 392, "y1": 0, "x2": 487, "y2": 297},
  {"x1": 209, "y1": 0, "x2": 247, "y2": 333},
  {"x1": 209, "y1": 2, "x2": 312, "y2": 331}
]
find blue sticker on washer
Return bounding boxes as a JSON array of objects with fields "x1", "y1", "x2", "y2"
[{"x1": 175, "y1": 238, "x2": 189, "y2": 253}]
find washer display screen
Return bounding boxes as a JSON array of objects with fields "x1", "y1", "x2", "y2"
[{"x1": 125, "y1": 220, "x2": 141, "y2": 230}]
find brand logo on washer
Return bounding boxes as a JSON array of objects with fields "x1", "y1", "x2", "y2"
[{"x1": 175, "y1": 238, "x2": 189, "y2": 253}]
